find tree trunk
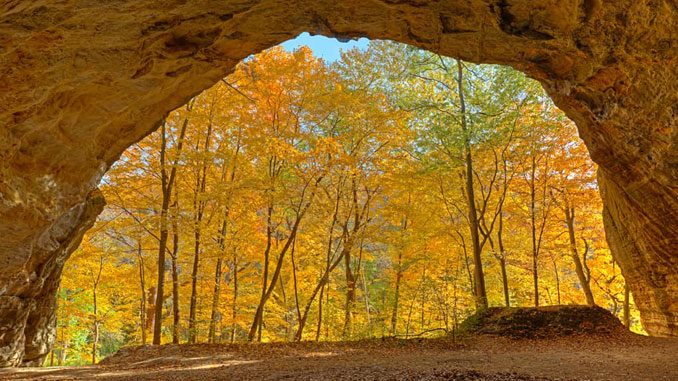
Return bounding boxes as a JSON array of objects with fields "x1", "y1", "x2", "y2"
[
  {"x1": 623, "y1": 281, "x2": 631, "y2": 328},
  {"x1": 153, "y1": 113, "x2": 189, "y2": 345},
  {"x1": 294, "y1": 249, "x2": 345, "y2": 341},
  {"x1": 170, "y1": 252, "x2": 180, "y2": 343},
  {"x1": 278, "y1": 273, "x2": 293, "y2": 340},
  {"x1": 553, "y1": 259, "x2": 561, "y2": 305},
  {"x1": 457, "y1": 59, "x2": 487, "y2": 311},
  {"x1": 565, "y1": 206, "x2": 595, "y2": 306},
  {"x1": 153, "y1": 202, "x2": 170, "y2": 344},
  {"x1": 209, "y1": 211, "x2": 230, "y2": 344},
  {"x1": 315, "y1": 286, "x2": 325, "y2": 341},
  {"x1": 362, "y1": 268, "x2": 372, "y2": 328},
  {"x1": 420, "y1": 266, "x2": 426, "y2": 331},
  {"x1": 91, "y1": 254, "x2": 103, "y2": 364},
  {"x1": 188, "y1": 120, "x2": 213, "y2": 344},
  {"x1": 137, "y1": 242, "x2": 147, "y2": 345},
  {"x1": 497, "y1": 212, "x2": 510, "y2": 307},
  {"x1": 315, "y1": 285, "x2": 324, "y2": 342},
  {"x1": 146, "y1": 287, "x2": 156, "y2": 335},
  {"x1": 391, "y1": 251, "x2": 403, "y2": 336},
  {"x1": 91, "y1": 321, "x2": 99, "y2": 365},
  {"x1": 291, "y1": 236, "x2": 302, "y2": 333},
  {"x1": 58, "y1": 340, "x2": 68, "y2": 366},
  {"x1": 248, "y1": 212, "x2": 304, "y2": 341},
  {"x1": 248, "y1": 177, "x2": 321, "y2": 341},
  {"x1": 171, "y1": 198, "x2": 180, "y2": 344},
  {"x1": 343, "y1": 254, "x2": 356, "y2": 338},
  {"x1": 314, "y1": 187, "x2": 341, "y2": 342},
  {"x1": 254, "y1": 205, "x2": 273, "y2": 341},
  {"x1": 342, "y1": 177, "x2": 365, "y2": 338},
  {"x1": 530, "y1": 155, "x2": 539, "y2": 307},
  {"x1": 91, "y1": 306, "x2": 98, "y2": 364},
  {"x1": 324, "y1": 277, "x2": 330, "y2": 340},
  {"x1": 188, "y1": 222, "x2": 201, "y2": 343},
  {"x1": 92, "y1": 254, "x2": 104, "y2": 364},
  {"x1": 231, "y1": 253, "x2": 239, "y2": 343},
  {"x1": 405, "y1": 290, "x2": 417, "y2": 338},
  {"x1": 208, "y1": 258, "x2": 223, "y2": 343}
]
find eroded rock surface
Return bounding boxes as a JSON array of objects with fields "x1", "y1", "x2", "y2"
[
  {"x1": 1, "y1": 0, "x2": 677, "y2": 366},
  {"x1": 0, "y1": 189, "x2": 104, "y2": 367}
]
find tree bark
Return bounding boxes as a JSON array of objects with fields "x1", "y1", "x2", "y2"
[
  {"x1": 146, "y1": 287, "x2": 156, "y2": 336},
  {"x1": 497, "y1": 211, "x2": 510, "y2": 307},
  {"x1": 188, "y1": 220, "x2": 201, "y2": 343},
  {"x1": 391, "y1": 250, "x2": 403, "y2": 336},
  {"x1": 553, "y1": 259, "x2": 561, "y2": 305},
  {"x1": 623, "y1": 281, "x2": 631, "y2": 328},
  {"x1": 188, "y1": 120, "x2": 213, "y2": 344},
  {"x1": 253, "y1": 204, "x2": 273, "y2": 342},
  {"x1": 91, "y1": 254, "x2": 103, "y2": 364},
  {"x1": 457, "y1": 59, "x2": 487, "y2": 310},
  {"x1": 342, "y1": 177, "x2": 364, "y2": 338},
  {"x1": 231, "y1": 253, "x2": 239, "y2": 343},
  {"x1": 208, "y1": 258, "x2": 223, "y2": 343},
  {"x1": 210, "y1": 206, "x2": 233, "y2": 343},
  {"x1": 153, "y1": 111, "x2": 189, "y2": 345},
  {"x1": 362, "y1": 266, "x2": 372, "y2": 329},
  {"x1": 310, "y1": 183, "x2": 340, "y2": 342},
  {"x1": 315, "y1": 285, "x2": 324, "y2": 342},
  {"x1": 565, "y1": 206, "x2": 595, "y2": 306},
  {"x1": 137, "y1": 241, "x2": 147, "y2": 345},
  {"x1": 171, "y1": 193, "x2": 181, "y2": 344},
  {"x1": 58, "y1": 340, "x2": 68, "y2": 366},
  {"x1": 530, "y1": 154, "x2": 539, "y2": 307},
  {"x1": 91, "y1": 302, "x2": 99, "y2": 364}
]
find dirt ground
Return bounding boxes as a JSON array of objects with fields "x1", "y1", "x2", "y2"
[{"x1": 2, "y1": 333, "x2": 678, "y2": 381}]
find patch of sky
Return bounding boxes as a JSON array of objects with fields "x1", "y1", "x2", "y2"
[{"x1": 280, "y1": 32, "x2": 370, "y2": 62}]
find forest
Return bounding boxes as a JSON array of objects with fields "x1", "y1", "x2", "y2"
[{"x1": 51, "y1": 41, "x2": 639, "y2": 366}]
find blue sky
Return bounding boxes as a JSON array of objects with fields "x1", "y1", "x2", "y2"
[{"x1": 280, "y1": 32, "x2": 370, "y2": 62}]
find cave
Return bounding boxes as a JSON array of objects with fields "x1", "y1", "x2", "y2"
[{"x1": 1, "y1": 0, "x2": 678, "y2": 367}]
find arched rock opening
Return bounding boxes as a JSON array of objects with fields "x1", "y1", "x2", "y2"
[{"x1": 1, "y1": 0, "x2": 678, "y2": 367}]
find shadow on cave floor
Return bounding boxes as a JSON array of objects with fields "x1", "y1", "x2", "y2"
[{"x1": 3, "y1": 333, "x2": 678, "y2": 381}]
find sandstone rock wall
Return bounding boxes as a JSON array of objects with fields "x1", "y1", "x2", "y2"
[{"x1": 1, "y1": 0, "x2": 677, "y2": 366}]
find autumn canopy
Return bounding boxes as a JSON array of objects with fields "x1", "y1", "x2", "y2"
[{"x1": 49, "y1": 42, "x2": 636, "y2": 365}]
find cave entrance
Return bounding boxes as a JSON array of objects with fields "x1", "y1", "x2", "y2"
[
  {"x1": 49, "y1": 36, "x2": 636, "y2": 366},
  {"x1": 5, "y1": 1, "x2": 678, "y2": 370}
]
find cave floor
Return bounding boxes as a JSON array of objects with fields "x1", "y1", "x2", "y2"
[{"x1": 2, "y1": 334, "x2": 677, "y2": 380}]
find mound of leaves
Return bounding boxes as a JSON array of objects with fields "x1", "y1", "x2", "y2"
[{"x1": 458, "y1": 305, "x2": 627, "y2": 339}]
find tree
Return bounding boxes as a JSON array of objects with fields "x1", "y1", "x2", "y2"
[
  {"x1": 51, "y1": 41, "x2": 641, "y2": 361},
  {"x1": 153, "y1": 106, "x2": 190, "y2": 344}
]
